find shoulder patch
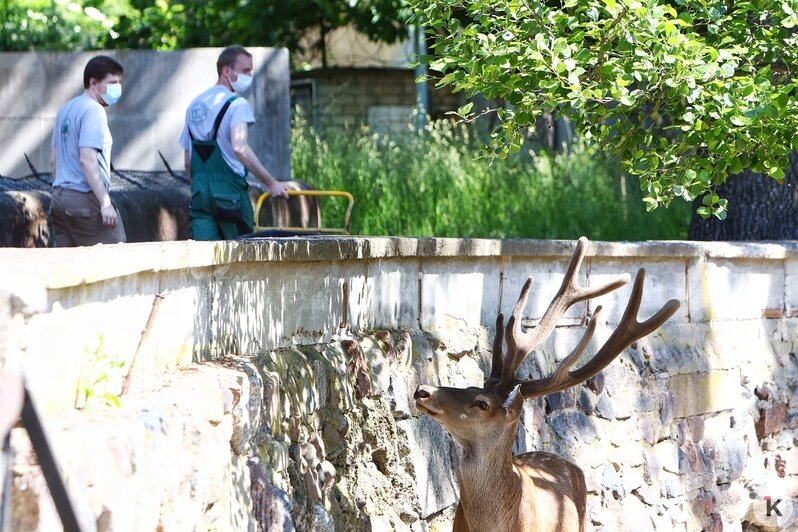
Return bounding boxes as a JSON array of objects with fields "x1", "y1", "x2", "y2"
[{"x1": 189, "y1": 102, "x2": 209, "y2": 124}]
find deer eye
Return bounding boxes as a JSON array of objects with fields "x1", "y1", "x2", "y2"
[{"x1": 474, "y1": 400, "x2": 489, "y2": 411}]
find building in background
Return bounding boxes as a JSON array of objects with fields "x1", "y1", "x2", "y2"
[
  {"x1": 290, "y1": 25, "x2": 463, "y2": 135},
  {"x1": 289, "y1": 25, "x2": 568, "y2": 150}
]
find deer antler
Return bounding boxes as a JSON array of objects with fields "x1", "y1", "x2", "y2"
[
  {"x1": 488, "y1": 237, "x2": 680, "y2": 396},
  {"x1": 518, "y1": 268, "x2": 680, "y2": 397}
]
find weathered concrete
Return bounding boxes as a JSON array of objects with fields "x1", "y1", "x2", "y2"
[
  {"x1": 1, "y1": 237, "x2": 797, "y2": 531},
  {"x1": 0, "y1": 48, "x2": 291, "y2": 180}
]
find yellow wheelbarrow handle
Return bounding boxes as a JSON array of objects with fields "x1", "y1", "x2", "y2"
[{"x1": 254, "y1": 190, "x2": 355, "y2": 235}]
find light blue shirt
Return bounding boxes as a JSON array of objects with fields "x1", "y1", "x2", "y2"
[{"x1": 51, "y1": 94, "x2": 112, "y2": 192}]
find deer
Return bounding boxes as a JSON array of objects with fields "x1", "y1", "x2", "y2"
[{"x1": 414, "y1": 237, "x2": 680, "y2": 532}]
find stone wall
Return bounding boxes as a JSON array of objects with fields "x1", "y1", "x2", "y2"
[{"x1": 1, "y1": 237, "x2": 797, "y2": 531}]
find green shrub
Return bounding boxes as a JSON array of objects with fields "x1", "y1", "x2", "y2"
[{"x1": 291, "y1": 120, "x2": 690, "y2": 240}]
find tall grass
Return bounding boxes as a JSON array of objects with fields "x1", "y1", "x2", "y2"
[{"x1": 290, "y1": 120, "x2": 691, "y2": 240}]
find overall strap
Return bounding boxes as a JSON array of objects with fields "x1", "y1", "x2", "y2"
[
  {"x1": 188, "y1": 95, "x2": 238, "y2": 142},
  {"x1": 211, "y1": 96, "x2": 238, "y2": 140}
]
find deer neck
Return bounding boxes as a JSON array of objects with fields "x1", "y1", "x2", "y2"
[{"x1": 457, "y1": 429, "x2": 523, "y2": 530}]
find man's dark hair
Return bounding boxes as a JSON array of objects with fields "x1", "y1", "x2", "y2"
[
  {"x1": 83, "y1": 55, "x2": 124, "y2": 89},
  {"x1": 217, "y1": 45, "x2": 252, "y2": 76}
]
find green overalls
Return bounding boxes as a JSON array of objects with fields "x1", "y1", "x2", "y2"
[{"x1": 189, "y1": 96, "x2": 254, "y2": 240}]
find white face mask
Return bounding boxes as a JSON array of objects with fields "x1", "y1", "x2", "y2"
[
  {"x1": 102, "y1": 83, "x2": 122, "y2": 106},
  {"x1": 231, "y1": 72, "x2": 252, "y2": 93}
]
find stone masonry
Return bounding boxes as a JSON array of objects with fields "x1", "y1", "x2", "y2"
[{"x1": 0, "y1": 237, "x2": 796, "y2": 531}]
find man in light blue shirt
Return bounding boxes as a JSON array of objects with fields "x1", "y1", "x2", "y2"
[{"x1": 50, "y1": 55, "x2": 126, "y2": 246}]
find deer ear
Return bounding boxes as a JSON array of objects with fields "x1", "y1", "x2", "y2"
[{"x1": 503, "y1": 384, "x2": 523, "y2": 422}]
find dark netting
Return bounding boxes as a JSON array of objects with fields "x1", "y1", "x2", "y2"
[
  {"x1": 0, "y1": 169, "x2": 189, "y2": 193},
  {"x1": 0, "y1": 167, "x2": 320, "y2": 247},
  {"x1": 0, "y1": 173, "x2": 53, "y2": 192}
]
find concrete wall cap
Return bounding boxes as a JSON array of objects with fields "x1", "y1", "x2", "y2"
[{"x1": 0, "y1": 237, "x2": 796, "y2": 290}]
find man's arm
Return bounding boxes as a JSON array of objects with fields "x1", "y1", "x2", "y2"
[
  {"x1": 79, "y1": 147, "x2": 117, "y2": 227},
  {"x1": 50, "y1": 150, "x2": 56, "y2": 181},
  {"x1": 230, "y1": 122, "x2": 288, "y2": 198},
  {"x1": 184, "y1": 149, "x2": 192, "y2": 182}
]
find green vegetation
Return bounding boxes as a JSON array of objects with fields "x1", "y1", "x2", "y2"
[
  {"x1": 0, "y1": 0, "x2": 122, "y2": 51},
  {"x1": 0, "y1": 0, "x2": 410, "y2": 53},
  {"x1": 410, "y1": 0, "x2": 798, "y2": 219},
  {"x1": 5, "y1": 1, "x2": 792, "y2": 222},
  {"x1": 292, "y1": 121, "x2": 690, "y2": 240},
  {"x1": 75, "y1": 335, "x2": 125, "y2": 411}
]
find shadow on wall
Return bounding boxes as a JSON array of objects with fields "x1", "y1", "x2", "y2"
[
  {"x1": 0, "y1": 51, "x2": 169, "y2": 177},
  {"x1": 194, "y1": 248, "x2": 353, "y2": 361},
  {"x1": 0, "y1": 48, "x2": 291, "y2": 180}
]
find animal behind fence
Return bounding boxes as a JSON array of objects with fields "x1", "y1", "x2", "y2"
[{"x1": 0, "y1": 171, "x2": 318, "y2": 247}]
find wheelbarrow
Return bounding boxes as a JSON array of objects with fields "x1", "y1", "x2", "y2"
[{"x1": 246, "y1": 189, "x2": 355, "y2": 237}]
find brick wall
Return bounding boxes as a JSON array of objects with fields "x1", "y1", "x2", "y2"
[{"x1": 292, "y1": 67, "x2": 463, "y2": 132}]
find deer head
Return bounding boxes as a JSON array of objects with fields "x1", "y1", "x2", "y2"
[{"x1": 414, "y1": 237, "x2": 680, "y2": 452}]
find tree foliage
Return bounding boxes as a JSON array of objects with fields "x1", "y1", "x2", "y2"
[
  {"x1": 0, "y1": 0, "x2": 131, "y2": 51},
  {"x1": 126, "y1": 0, "x2": 412, "y2": 60},
  {"x1": 0, "y1": 1, "x2": 412, "y2": 56},
  {"x1": 409, "y1": 0, "x2": 798, "y2": 218}
]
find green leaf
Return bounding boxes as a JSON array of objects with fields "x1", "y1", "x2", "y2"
[
  {"x1": 697, "y1": 206, "x2": 713, "y2": 219},
  {"x1": 769, "y1": 167, "x2": 786, "y2": 180},
  {"x1": 720, "y1": 63, "x2": 736, "y2": 78},
  {"x1": 456, "y1": 102, "x2": 474, "y2": 117},
  {"x1": 714, "y1": 199, "x2": 729, "y2": 220}
]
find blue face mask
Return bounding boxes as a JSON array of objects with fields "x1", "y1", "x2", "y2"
[
  {"x1": 102, "y1": 83, "x2": 122, "y2": 106},
  {"x1": 231, "y1": 72, "x2": 252, "y2": 93}
]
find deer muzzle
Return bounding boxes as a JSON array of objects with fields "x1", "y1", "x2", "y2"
[{"x1": 414, "y1": 384, "x2": 440, "y2": 415}]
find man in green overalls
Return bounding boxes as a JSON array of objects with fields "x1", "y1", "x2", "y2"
[{"x1": 179, "y1": 45, "x2": 288, "y2": 240}]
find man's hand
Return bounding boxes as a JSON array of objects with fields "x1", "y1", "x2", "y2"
[
  {"x1": 100, "y1": 202, "x2": 118, "y2": 227},
  {"x1": 269, "y1": 180, "x2": 289, "y2": 199},
  {"x1": 80, "y1": 147, "x2": 116, "y2": 226},
  {"x1": 0, "y1": 369, "x2": 24, "y2": 441},
  {"x1": 231, "y1": 122, "x2": 289, "y2": 198}
]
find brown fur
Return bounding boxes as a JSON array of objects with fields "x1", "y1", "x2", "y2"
[
  {"x1": 452, "y1": 453, "x2": 586, "y2": 532},
  {"x1": 416, "y1": 386, "x2": 586, "y2": 532},
  {"x1": 0, "y1": 191, "x2": 51, "y2": 247},
  {"x1": 415, "y1": 237, "x2": 678, "y2": 532}
]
